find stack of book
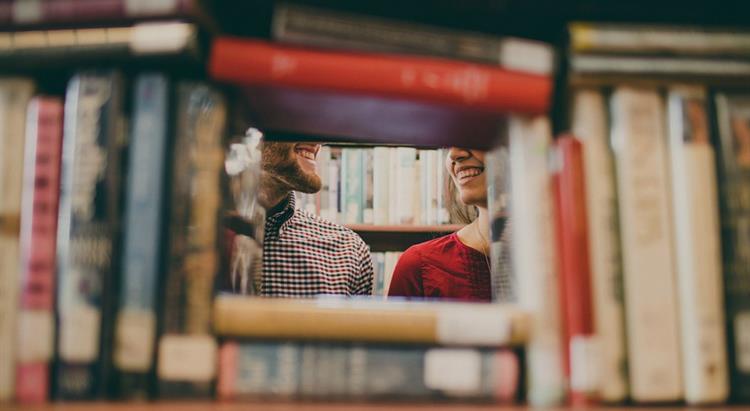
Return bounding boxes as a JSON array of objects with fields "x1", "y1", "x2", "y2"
[
  {"x1": 213, "y1": 295, "x2": 529, "y2": 402},
  {"x1": 503, "y1": 22, "x2": 750, "y2": 407},
  {"x1": 0, "y1": 0, "x2": 227, "y2": 404}
]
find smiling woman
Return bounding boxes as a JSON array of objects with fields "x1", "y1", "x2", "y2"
[{"x1": 387, "y1": 148, "x2": 495, "y2": 302}]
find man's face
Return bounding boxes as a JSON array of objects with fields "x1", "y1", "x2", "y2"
[{"x1": 261, "y1": 142, "x2": 322, "y2": 193}]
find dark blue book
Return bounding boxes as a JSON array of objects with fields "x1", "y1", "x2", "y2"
[
  {"x1": 112, "y1": 73, "x2": 171, "y2": 400},
  {"x1": 54, "y1": 71, "x2": 126, "y2": 400},
  {"x1": 713, "y1": 92, "x2": 750, "y2": 403}
]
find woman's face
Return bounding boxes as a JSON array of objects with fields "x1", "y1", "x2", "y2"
[{"x1": 445, "y1": 147, "x2": 487, "y2": 207}]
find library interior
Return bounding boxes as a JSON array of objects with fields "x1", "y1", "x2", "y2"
[{"x1": 1, "y1": 0, "x2": 750, "y2": 410}]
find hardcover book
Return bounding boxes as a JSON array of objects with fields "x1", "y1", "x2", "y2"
[
  {"x1": 218, "y1": 341, "x2": 520, "y2": 403},
  {"x1": 610, "y1": 87, "x2": 683, "y2": 402},
  {"x1": 16, "y1": 96, "x2": 64, "y2": 404},
  {"x1": 156, "y1": 82, "x2": 226, "y2": 398},
  {"x1": 0, "y1": 77, "x2": 35, "y2": 402},
  {"x1": 54, "y1": 71, "x2": 126, "y2": 400},
  {"x1": 113, "y1": 74, "x2": 170, "y2": 399},
  {"x1": 713, "y1": 92, "x2": 750, "y2": 402}
]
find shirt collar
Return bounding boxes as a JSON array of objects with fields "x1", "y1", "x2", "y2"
[{"x1": 265, "y1": 192, "x2": 296, "y2": 235}]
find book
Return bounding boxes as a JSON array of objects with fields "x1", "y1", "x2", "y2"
[
  {"x1": 713, "y1": 92, "x2": 750, "y2": 402},
  {"x1": 363, "y1": 149, "x2": 374, "y2": 224},
  {"x1": 213, "y1": 295, "x2": 529, "y2": 347},
  {"x1": 610, "y1": 87, "x2": 683, "y2": 402},
  {"x1": 218, "y1": 341, "x2": 520, "y2": 402},
  {"x1": 209, "y1": 37, "x2": 552, "y2": 115},
  {"x1": 396, "y1": 147, "x2": 417, "y2": 225},
  {"x1": 272, "y1": 2, "x2": 554, "y2": 74},
  {"x1": 667, "y1": 86, "x2": 729, "y2": 404},
  {"x1": 15, "y1": 96, "x2": 64, "y2": 404},
  {"x1": 486, "y1": 143, "x2": 512, "y2": 302},
  {"x1": 0, "y1": 22, "x2": 201, "y2": 70},
  {"x1": 156, "y1": 82, "x2": 226, "y2": 398},
  {"x1": 54, "y1": 71, "x2": 126, "y2": 400},
  {"x1": 569, "y1": 23, "x2": 750, "y2": 57},
  {"x1": 0, "y1": 77, "x2": 35, "y2": 402},
  {"x1": 570, "y1": 54, "x2": 750, "y2": 78},
  {"x1": 227, "y1": 84, "x2": 506, "y2": 150},
  {"x1": 113, "y1": 74, "x2": 170, "y2": 399},
  {"x1": 571, "y1": 89, "x2": 628, "y2": 402},
  {"x1": 341, "y1": 148, "x2": 363, "y2": 224},
  {"x1": 551, "y1": 136, "x2": 598, "y2": 405},
  {"x1": 0, "y1": 0, "x2": 211, "y2": 29},
  {"x1": 508, "y1": 115, "x2": 566, "y2": 406},
  {"x1": 372, "y1": 147, "x2": 390, "y2": 225}
]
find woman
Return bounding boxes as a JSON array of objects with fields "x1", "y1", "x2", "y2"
[{"x1": 388, "y1": 147, "x2": 495, "y2": 302}]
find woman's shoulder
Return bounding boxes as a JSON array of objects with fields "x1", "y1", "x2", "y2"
[{"x1": 403, "y1": 232, "x2": 460, "y2": 258}]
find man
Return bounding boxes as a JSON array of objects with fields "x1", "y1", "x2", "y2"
[{"x1": 253, "y1": 141, "x2": 373, "y2": 296}]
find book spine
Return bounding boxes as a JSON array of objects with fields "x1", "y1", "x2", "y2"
[
  {"x1": 552, "y1": 136, "x2": 599, "y2": 405},
  {"x1": 571, "y1": 54, "x2": 750, "y2": 77},
  {"x1": 436, "y1": 148, "x2": 450, "y2": 224},
  {"x1": 218, "y1": 341, "x2": 519, "y2": 402},
  {"x1": 5, "y1": 0, "x2": 194, "y2": 26},
  {"x1": 396, "y1": 148, "x2": 417, "y2": 225},
  {"x1": 712, "y1": 92, "x2": 750, "y2": 402},
  {"x1": 209, "y1": 38, "x2": 552, "y2": 115},
  {"x1": 341, "y1": 149, "x2": 363, "y2": 224},
  {"x1": 507, "y1": 116, "x2": 566, "y2": 406},
  {"x1": 113, "y1": 74, "x2": 170, "y2": 400},
  {"x1": 388, "y1": 148, "x2": 400, "y2": 225},
  {"x1": 363, "y1": 149, "x2": 374, "y2": 224},
  {"x1": 156, "y1": 82, "x2": 226, "y2": 398},
  {"x1": 667, "y1": 86, "x2": 729, "y2": 404},
  {"x1": 317, "y1": 146, "x2": 330, "y2": 220},
  {"x1": 54, "y1": 71, "x2": 126, "y2": 400},
  {"x1": 15, "y1": 97, "x2": 63, "y2": 404},
  {"x1": 569, "y1": 22, "x2": 750, "y2": 56},
  {"x1": 486, "y1": 144, "x2": 512, "y2": 302},
  {"x1": 0, "y1": 78, "x2": 35, "y2": 402},
  {"x1": 272, "y1": 3, "x2": 554, "y2": 74},
  {"x1": 571, "y1": 89, "x2": 628, "y2": 402},
  {"x1": 610, "y1": 87, "x2": 683, "y2": 402},
  {"x1": 372, "y1": 147, "x2": 389, "y2": 225},
  {"x1": 328, "y1": 150, "x2": 340, "y2": 223},
  {"x1": 0, "y1": 22, "x2": 198, "y2": 70}
]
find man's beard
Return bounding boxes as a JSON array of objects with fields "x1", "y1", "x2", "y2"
[{"x1": 261, "y1": 142, "x2": 322, "y2": 194}]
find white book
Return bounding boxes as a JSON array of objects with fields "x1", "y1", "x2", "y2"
[
  {"x1": 610, "y1": 87, "x2": 683, "y2": 402},
  {"x1": 396, "y1": 147, "x2": 417, "y2": 225},
  {"x1": 388, "y1": 148, "x2": 400, "y2": 225},
  {"x1": 508, "y1": 115, "x2": 566, "y2": 406},
  {"x1": 0, "y1": 78, "x2": 34, "y2": 401},
  {"x1": 373, "y1": 147, "x2": 390, "y2": 225},
  {"x1": 317, "y1": 146, "x2": 330, "y2": 220},
  {"x1": 328, "y1": 150, "x2": 340, "y2": 223},
  {"x1": 667, "y1": 86, "x2": 728, "y2": 404},
  {"x1": 572, "y1": 89, "x2": 628, "y2": 402},
  {"x1": 383, "y1": 252, "x2": 402, "y2": 297},
  {"x1": 363, "y1": 148, "x2": 374, "y2": 224},
  {"x1": 436, "y1": 148, "x2": 450, "y2": 224},
  {"x1": 413, "y1": 157, "x2": 422, "y2": 225},
  {"x1": 421, "y1": 150, "x2": 438, "y2": 225}
]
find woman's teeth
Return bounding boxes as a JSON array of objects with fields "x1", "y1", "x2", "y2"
[{"x1": 457, "y1": 168, "x2": 483, "y2": 180}]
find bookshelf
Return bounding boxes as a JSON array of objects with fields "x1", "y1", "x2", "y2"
[
  {"x1": 4, "y1": 402, "x2": 741, "y2": 411},
  {"x1": 347, "y1": 224, "x2": 463, "y2": 252}
]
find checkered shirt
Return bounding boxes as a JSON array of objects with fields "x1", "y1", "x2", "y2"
[{"x1": 261, "y1": 193, "x2": 373, "y2": 297}]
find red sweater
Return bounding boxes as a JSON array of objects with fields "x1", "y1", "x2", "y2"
[{"x1": 387, "y1": 233, "x2": 491, "y2": 302}]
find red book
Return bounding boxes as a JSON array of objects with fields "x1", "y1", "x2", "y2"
[
  {"x1": 209, "y1": 37, "x2": 552, "y2": 115},
  {"x1": 552, "y1": 136, "x2": 598, "y2": 406},
  {"x1": 15, "y1": 97, "x2": 64, "y2": 404}
]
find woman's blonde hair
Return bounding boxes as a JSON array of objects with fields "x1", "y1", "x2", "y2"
[{"x1": 445, "y1": 172, "x2": 478, "y2": 224}]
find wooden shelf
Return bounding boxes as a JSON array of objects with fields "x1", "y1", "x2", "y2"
[
  {"x1": 346, "y1": 224, "x2": 463, "y2": 252},
  {"x1": 5, "y1": 401, "x2": 743, "y2": 411}
]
